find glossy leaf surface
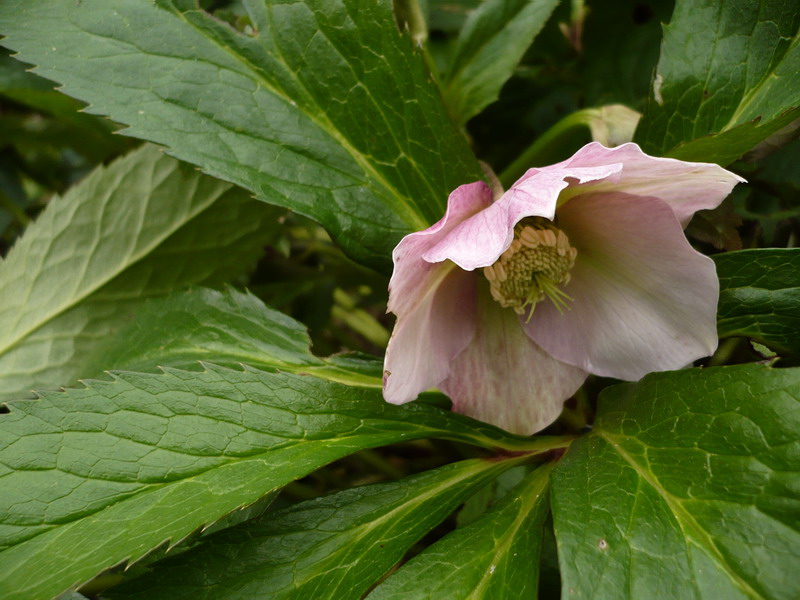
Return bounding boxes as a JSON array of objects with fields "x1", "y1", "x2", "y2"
[
  {"x1": 0, "y1": 0, "x2": 483, "y2": 269},
  {"x1": 110, "y1": 457, "x2": 533, "y2": 600},
  {"x1": 369, "y1": 462, "x2": 553, "y2": 600},
  {"x1": 0, "y1": 365, "x2": 556, "y2": 600},
  {"x1": 552, "y1": 365, "x2": 800, "y2": 600},
  {"x1": 636, "y1": 0, "x2": 800, "y2": 165},
  {"x1": 715, "y1": 249, "x2": 800, "y2": 355}
]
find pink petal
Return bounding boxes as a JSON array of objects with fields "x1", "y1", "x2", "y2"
[
  {"x1": 527, "y1": 191, "x2": 719, "y2": 380},
  {"x1": 388, "y1": 182, "x2": 492, "y2": 317},
  {"x1": 440, "y1": 286, "x2": 587, "y2": 435},
  {"x1": 553, "y1": 142, "x2": 745, "y2": 226},
  {"x1": 423, "y1": 158, "x2": 626, "y2": 272},
  {"x1": 383, "y1": 267, "x2": 477, "y2": 405},
  {"x1": 422, "y1": 164, "x2": 622, "y2": 271}
]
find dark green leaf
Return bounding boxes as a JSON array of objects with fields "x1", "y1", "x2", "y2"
[
  {"x1": 442, "y1": 0, "x2": 560, "y2": 125},
  {"x1": 369, "y1": 462, "x2": 553, "y2": 600},
  {"x1": 0, "y1": 0, "x2": 482, "y2": 269},
  {"x1": 109, "y1": 456, "x2": 533, "y2": 600},
  {"x1": 664, "y1": 107, "x2": 800, "y2": 166},
  {"x1": 428, "y1": 0, "x2": 482, "y2": 33},
  {"x1": 715, "y1": 249, "x2": 800, "y2": 355},
  {"x1": 636, "y1": 0, "x2": 800, "y2": 164},
  {"x1": 580, "y1": 0, "x2": 675, "y2": 109},
  {"x1": 552, "y1": 364, "x2": 800, "y2": 600},
  {"x1": 0, "y1": 49, "x2": 126, "y2": 161},
  {"x1": 0, "y1": 145, "x2": 282, "y2": 400},
  {"x1": 0, "y1": 365, "x2": 560, "y2": 600}
]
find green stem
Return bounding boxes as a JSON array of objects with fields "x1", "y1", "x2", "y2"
[
  {"x1": 357, "y1": 449, "x2": 405, "y2": 479},
  {"x1": 401, "y1": 0, "x2": 444, "y2": 92},
  {"x1": 499, "y1": 109, "x2": 594, "y2": 188},
  {"x1": 708, "y1": 337, "x2": 741, "y2": 367},
  {"x1": 400, "y1": 0, "x2": 428, "y2": 47},
  {"x1": 559, "y1": 386, "x2": 592, "y2": 432}
]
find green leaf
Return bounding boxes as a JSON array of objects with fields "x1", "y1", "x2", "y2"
[
  {"x1": 579, "y1": 0, "x2": 674, "y2": 109},
  {"x1": 0, "y1": 365, "x2": 562, "y2": 600},
  {"x1": 0, "y1": 145, "x2": 282, "y2": 400},
  {"x1": 83, "y1": 287, "x2": 324, "y2": 374},
  {"x1": 442, "y1": 0, "x2": 560, "y2": 125},
  {"x1": 369, "y1": 462, "x2": 553, "y2": 600},
  {"x1": 0, "y1": 49, "x2": 127, "y2": 161},
  {"x1": 0, "y1": 0, "x2": 482, "y2": 269},
  {"x1": 428, "y1": 0, "x2": 482, "y2": 33},
  {"x1": 636, "y1": 0, "x2": 800, "y2": 165},
  {"x1": 714, "y1": 249, "x2": 800, "y2": 355},
  {"x1": 552, "y1": 364, "x2": 800, "y2": 600},
  {"x1": 109, "y1": 456, "x2": 533, "y2": 600},
  {"x1": 82, "y1": 286, "x2": 385, "y2": 387},
  {"x1": 663, "y1": 107, "x2": 800, "y2": 166}
]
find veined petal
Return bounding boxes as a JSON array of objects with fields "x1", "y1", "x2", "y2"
[
  {"x1": 554, "y1": 142, "x2": 745, "y2": 226},
  {"x1": 527, "y1": 192, "x2": 719, "y2": 380},
  {"x1": 383, "y1": 267, "x2": 477, "y2": 405},
  {"x1": 423, "y1": 160, "x2": 624, "y2": 272},
  {"x1": 388, "y1": 182, "x2": 492, "y2": 317},
  {"x1": 420, "y1": 180, "x2": 552, "y2": 271},
  {"x1": 440, "y1": 285, "x2": 587, "y2": 435}
]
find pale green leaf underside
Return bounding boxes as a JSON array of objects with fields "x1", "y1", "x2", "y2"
[
  {"x1": 369, "y1": 462, "x2": 553, "y2": 600},
  {"x1": 109, "y1": 457, "x2": 532, "y2": 600},
  {"x1": 0, "y1": 365, "x2": 553, "y2": 600},
  {"x1": 0, "y1": 145, "x2": 281, "y2": 400},
  {"x1": 552, "y1": 365, "x2": 800, "y2": 600},
  {"x1": 81, "y1": 287, "x2": 384, "y2": 388},
  {"x1": 443, "y1": 0, "x2": 559, "y2": 125},
  {"x1": 636, "y1": 0, "x2": 800, "y2": 163},
  {"x1": 0, "y1": 0, "x2": 482, "y2": 268}
]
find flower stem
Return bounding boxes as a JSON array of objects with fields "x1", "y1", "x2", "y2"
[
  {"x1": 398, "y1": 0, "x2": 428, "y2": 47},
  {"x1": 499, "y1": 109, "x2": 595, "y2": 188}
]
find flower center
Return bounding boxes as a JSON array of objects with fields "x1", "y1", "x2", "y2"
[{"x1": 483, "y1": 217, "x2": 577, "y2": 320}]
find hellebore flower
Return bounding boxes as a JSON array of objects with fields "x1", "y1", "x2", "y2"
[{"x1": 382, "y1": 142, "x2": 744, "y2": 434}]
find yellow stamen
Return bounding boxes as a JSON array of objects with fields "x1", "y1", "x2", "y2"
[{"x1": 483, "y1": 217, "x2": 577, "y2": 320}]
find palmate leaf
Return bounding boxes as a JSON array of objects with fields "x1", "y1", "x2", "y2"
[
  {"x1": 636, "y1": 0, "x2": 800, "y2": 165},
  {"x1": 0, "y1": 0, "x2": 482, "y2": 269},
  {"x1": 368, "y1": 462, "x2": 553, "y2": 600},
  {"x1": 0, "y1": 145, "x2": 282, "y2": 400},
  {"x1": 80, "y1": 287, "x2": 383, "y2": 387},
  {"x1": 0, "y1": 365, "x2": 562, "y2": 600},
  {"x1": 109, "y1": 456, "x2": 534, "y2": 600},
  {"x1": 551, "y1": 365, "x2": 800, "y2": 600},
  {"x1": 715, "y1": 249, "x2": 800, "y2": 356},
  {"x1": 441, "y1": 0, "x2": 559, "y2": 126}
]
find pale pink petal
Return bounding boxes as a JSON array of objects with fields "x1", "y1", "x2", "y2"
[
  {"x1": 383, "y1": 268, "x2": 477, "y2": 405},
  {"x1": 514, "y1": 163, "x2": 624, "y2": 188},
  {"x1": 419, "y1": 194, "x2": 523, "y2": 271},
  {"x1": 527, "y1": 192, "x2": 719, "y2": 381},
  {"x1": 423, "y1": 163, "x2": 624, "y2": 271},
  {"x1": 553, "y1": 142, "x2": 745, "y2": 226},
  {"x1": 388, "y1": 182, "x2": 492, "y2": 317},
  {"x1": 440, "y1": 286, "x2": 587, "y2": 435}
]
